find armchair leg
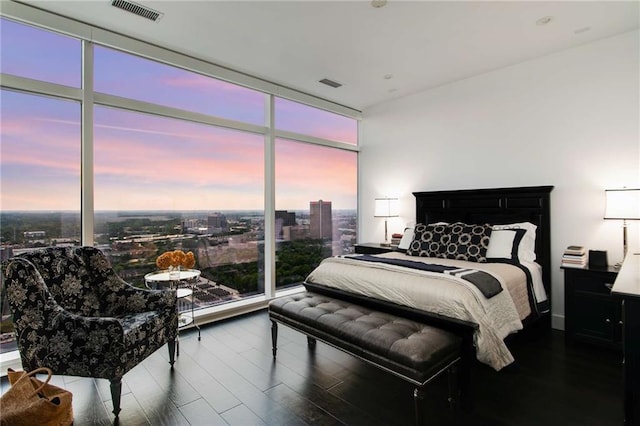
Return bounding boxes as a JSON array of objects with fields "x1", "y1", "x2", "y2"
[
  {"x1": 110, "y1": 378, "x2": 122, "y2": 417},
  {"x1": 168, "y1": 339, "x2": 176, "y2": 366}
]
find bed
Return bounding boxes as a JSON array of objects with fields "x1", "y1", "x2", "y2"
[{"x1": 304, "y1": 186, "x2": 553, "y2": 371}]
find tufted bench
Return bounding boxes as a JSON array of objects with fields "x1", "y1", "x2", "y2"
[{"x1": 268, "y1": 291, "x2": 476, "y2": 425}]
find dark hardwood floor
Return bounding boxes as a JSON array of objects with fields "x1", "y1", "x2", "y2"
[{"x1": 1, "y1": 310, "x2": 624, "y2": 425}]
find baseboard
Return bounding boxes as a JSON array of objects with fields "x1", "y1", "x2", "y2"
[{"x1": 552, "y1": 313, "x2": 565, "y2": 331}]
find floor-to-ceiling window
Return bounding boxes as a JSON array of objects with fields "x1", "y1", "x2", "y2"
[
  {"x1": 274, "y1": 138, "x2": 357, "y2": 287},
  {"x1": 273, "y1": 99, "x2": 358, "y2": 288},
  {"x1": 93, "y1": 106, "x2": 266, "y2": 300},
  {"x1": 0, "y1": 8, "x2": 359, "y2": 360},
  {"x1": 0, "y1": 19, "x2": 83, "y2": 356},
  {"x1": 92, "y1": 45, "x2": 268, "y2": 305},
  {"x1": 273, "y1": 96, "x2": 358, "y2": 287}
]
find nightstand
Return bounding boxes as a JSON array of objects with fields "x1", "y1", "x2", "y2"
[
  {"x1": 563, "y1": 265, "x2": 622, "y2": 349},
  {"x1": 354, "y1": 243, "x2": 396, "y2": 255}
]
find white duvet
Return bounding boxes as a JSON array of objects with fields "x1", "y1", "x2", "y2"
[{"x1": 305, "y1": 252, "x2": 526, "y2": 370}]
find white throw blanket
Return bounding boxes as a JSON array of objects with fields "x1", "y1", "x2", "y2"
[{"x1": 306, "y1": 253, "x2": 524, "y2": 370}]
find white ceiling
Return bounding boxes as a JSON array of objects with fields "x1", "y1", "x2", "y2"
[{"x1": 16, "y1": 0, "x2": 640, "y2": 111}]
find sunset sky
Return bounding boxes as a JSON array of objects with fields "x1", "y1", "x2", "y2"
[{"x1": 0, "y1": 18, "x2": 358, "y2": 212}]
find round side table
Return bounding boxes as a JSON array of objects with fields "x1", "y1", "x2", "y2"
[{"x1": 144, "y1": 269, "x2": 202, "y2": 354}]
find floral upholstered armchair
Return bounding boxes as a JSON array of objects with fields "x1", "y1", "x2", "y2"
[{"x1": 1, "y1": 246, "x2": 178, "y2": 417}]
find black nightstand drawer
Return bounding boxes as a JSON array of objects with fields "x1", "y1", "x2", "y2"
[
  {"x1": 564, "y1": 268, "x2": 616, "y2": 295},
  {"x1": 563, "y1": 265, "x2": 621, "y2": 349}
]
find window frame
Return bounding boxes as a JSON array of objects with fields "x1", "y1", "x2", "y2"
[{"x1": 0, "y1": 3, "x2": 360, "y2": 371}]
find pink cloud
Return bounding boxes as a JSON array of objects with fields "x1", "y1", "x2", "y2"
[
  {"x1": 90, "y1": 113, "x2": 266, "y2": 211},
  {"x1": 2, "y1": 99, "x2": 356, "y2": 211},
  {"x1": 274, "y1": 97, "x2": 358, "y2": 144},
  {"x1": 93, "y1": 120, "x2": 265, "y2": 189},
  {"x1": 2, "y1": 185, "x2": 80, "y2": 210},
  {"x1": 0, "y1": 120, "x2": 34, "y2": 136},
  {"x1": 1, "y1": 117, "x2": 80, "y2": 173},
  {"x1": 274, "y1": 139, "x2": 357, "y2": 209}
]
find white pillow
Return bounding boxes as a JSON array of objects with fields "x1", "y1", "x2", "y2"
[
  {"x1": 398, "y1": 226, "x2": 415, "y2": 250},
  {"x1": 492, "y1": 222, "x2": 537, "y2": 262},
  {"x1": 486, "y1": 228, "x2": 527, "y2": 261}
]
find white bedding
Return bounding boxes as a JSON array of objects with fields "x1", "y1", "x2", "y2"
[{"x1": 305, "y1": 252, "x2": 535, "y2": 370}]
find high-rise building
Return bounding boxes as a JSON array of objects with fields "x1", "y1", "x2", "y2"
[
  {"x1": 207, "y1": 213, "x2": 229, "y2": 234},
  {"x1": 310, "y1": 200, "x2": 332, "y2": 240},
  {"x1": 275, "y1": 210, "x2": 297, "y2": 240},
  {"x1": 275, "y1": 210, "x2": 297, "y2": 227}
]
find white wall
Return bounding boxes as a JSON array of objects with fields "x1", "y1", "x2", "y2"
[{"x1": 359, "y1": 30, "x2": 640, "y2": 330}]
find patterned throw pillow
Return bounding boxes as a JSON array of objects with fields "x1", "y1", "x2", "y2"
[
  {"x1": 407, "y1": 223, "x2": 449, "y2": 258},
  {"x1": 442, "y1": 222, "x2": 492, "y2": 262}
]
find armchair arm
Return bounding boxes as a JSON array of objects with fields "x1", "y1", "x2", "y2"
[
  {"x1": 102, "y1": 274, "x2": 177, "y2": 316},
  {"x1": 81, "y1": 248, "x2": 177, "y2": 315}
]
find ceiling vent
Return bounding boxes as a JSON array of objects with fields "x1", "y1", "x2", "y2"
[
  {"x1": 111, "y1": 0, "x2": 164, "y2": 22},
  {"x1": 319, "y1": 78, "x2": 342, "y2": 88}
]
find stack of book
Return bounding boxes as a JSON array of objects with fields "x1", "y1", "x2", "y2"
[
  {"x1": 562, "y1": 245, "x2": 587, "y2": 268},
  {"x1": 390, "y1": 233, "x2": 403, "y2": 248}
]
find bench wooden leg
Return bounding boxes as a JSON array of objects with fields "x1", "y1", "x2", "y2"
[
  {"x1": 414, "y1": 387, "x2": 425, "y2": 425},
  {"x1": 271, "y1": 320, "x2": 278, "y2": 358},
  {"x1": 307, "y1": 336, "x2": 317, "y2": 349}
]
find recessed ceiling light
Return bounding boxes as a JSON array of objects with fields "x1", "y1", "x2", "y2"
[
  {"x1": 536, "y1": 16, "x2": 553, "y2": 26},
  {"x1": 371, "y1": 0, "x2": 387, "y2": 8},
  {"x1": 384, "y1": 74, "x2": 393, "y2": 80}
]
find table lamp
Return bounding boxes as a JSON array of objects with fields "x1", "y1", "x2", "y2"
[
  {"x1": 374, "y1": 197, "x2": 399, "y2": 246},
  {"x1": 604, "y1": 188, "x2": 640, "y2": 266}
]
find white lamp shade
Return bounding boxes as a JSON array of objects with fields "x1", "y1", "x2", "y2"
[
  {"x1": 604, "y1": 189, "x2": 640, "y2": 220},
  {"x1": 374, "y1": 197, "x2": 399, "y2": 217}
]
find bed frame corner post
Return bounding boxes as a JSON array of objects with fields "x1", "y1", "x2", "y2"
[
  {"x1": 414, "y1": 387, "x2": 425, "y2": 425},
  {"x1": 459, "y1": 334, "x2": 474, "y2": 413},
  {"x1": 447, "y1": 364, "x2": 459, "y2": 411}
]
